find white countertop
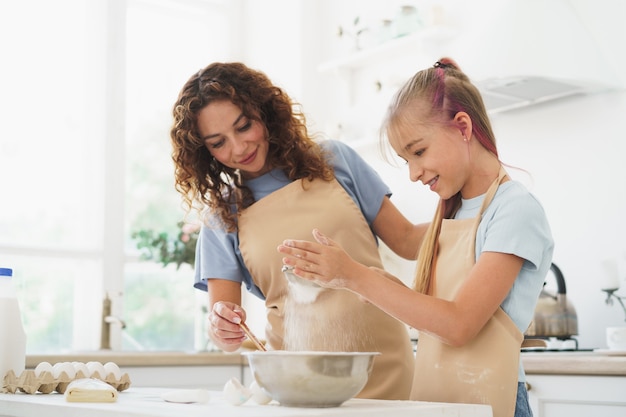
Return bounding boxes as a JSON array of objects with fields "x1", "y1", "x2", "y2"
[{"x1": 0, "y1": 387, "x2": 491, "y2": 417}]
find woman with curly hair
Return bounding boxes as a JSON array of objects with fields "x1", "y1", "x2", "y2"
[{"x1": 170, "y1": 62, "x2": 422, "y2": 400}]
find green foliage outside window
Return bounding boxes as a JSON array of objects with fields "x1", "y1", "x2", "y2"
[{"x1": 132, "y1": 221, "x2": 200, "y2": 269}]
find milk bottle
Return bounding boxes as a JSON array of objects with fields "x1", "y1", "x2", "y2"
[{"x1": 0, "y1": 267, "x2": 27, "y2": 381}]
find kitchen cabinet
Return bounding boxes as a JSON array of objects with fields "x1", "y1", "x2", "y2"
[
  {"x1": 526, "y1": 374, "x2": 626, "y2": 417},
  {"x1": 124, "y1": 365, "x2": 242, "y2": 390},
  {"x1": 128, "y1": 364, "x2": 279, "y2": 392},
  {"x1": 522, "y1": 352, "x2": 626, "y2": 417}
]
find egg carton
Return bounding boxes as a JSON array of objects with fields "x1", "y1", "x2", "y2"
[{"x1": 2, "y1": 361, "x2": 131, "y2": 394}]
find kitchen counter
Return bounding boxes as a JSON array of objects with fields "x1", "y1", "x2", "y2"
[
  {"x1": 25, "y1": 351, "x2": 244, "y2": 368},
  {"x1": 521, "y1": 351, "x2": 626, "y2": 376},
  {"x1": 26, "y1": 350, "x2": 626, "y2": 375},
  {"x1": 0, "y1": 387, "x2": 492, "y2": 417},
  {"x1": 8, "y1": 352, "x2": 625, "y2": 417}
]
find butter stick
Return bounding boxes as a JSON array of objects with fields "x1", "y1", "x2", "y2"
[{"x1": 64, "y1": 378, "x2": 118, "y2": 403}]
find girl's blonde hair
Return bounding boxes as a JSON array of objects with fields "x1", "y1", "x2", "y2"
[{"x1": 381, "y1": 58, "x2": 498, "y2": 294}]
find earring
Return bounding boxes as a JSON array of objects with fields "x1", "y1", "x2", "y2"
[{"x1": 463, "y1": 136, "x2": 468, "y2": 142}]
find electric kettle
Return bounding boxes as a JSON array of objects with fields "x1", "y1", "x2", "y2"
[{"x1": 525, "y1": 263, "x2": 578, "y2": 339}]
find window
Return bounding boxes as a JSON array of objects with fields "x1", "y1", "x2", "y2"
[{"x1": 0, "y1": 0, "x2": 238, "y2": 353}]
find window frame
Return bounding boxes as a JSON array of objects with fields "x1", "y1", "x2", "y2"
[{"x1": 0, "y1": 0, "x2": 242, "y2": 352}]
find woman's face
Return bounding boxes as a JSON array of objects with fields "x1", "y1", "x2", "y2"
[
  {"x1": 390, "y1": 112, "x2": 470, "y2": 200},
  {"x1": 197, "y1": 99, "x2": 271, "y2": 179}
]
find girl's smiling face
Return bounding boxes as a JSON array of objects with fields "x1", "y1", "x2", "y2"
[
  {"x1": 197, "y1": 99, "x2": 271, "y2": 179},
  {"x1": 390, "y1": 108, "x2": 472, "y2": 200}
]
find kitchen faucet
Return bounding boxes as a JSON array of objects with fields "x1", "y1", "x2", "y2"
[
  {"x1": 100, "y1": 294, "x2": 127, "y2": 350},
  {"x1": 602, "y1": 288, "x2": 626, "y2": 322}
]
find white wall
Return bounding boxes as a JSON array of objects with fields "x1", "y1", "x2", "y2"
[
  {"x1": 240, "y1": 0, "x2": 626, "y2": 349},
  {"x1": 489, "y1": 91, "x2": 626, "y2": 349}
]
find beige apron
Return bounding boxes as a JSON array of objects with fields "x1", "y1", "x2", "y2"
[
  {"x1": 411, "y1": 168, "x2": 522, "y2": 417},
  {"x1": 238, "y1": 178, "x2": 413, "y2": 400}
]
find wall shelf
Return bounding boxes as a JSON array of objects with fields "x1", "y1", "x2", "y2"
[{"x1": 317, "y1": 26, "x2": 456, "y2": 73}]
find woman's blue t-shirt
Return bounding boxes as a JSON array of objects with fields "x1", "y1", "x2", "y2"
[{"x1": 193, "y1": 140, "x2": 390, "y2": 299}]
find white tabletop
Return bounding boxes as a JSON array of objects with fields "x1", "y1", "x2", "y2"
[{"x1": 0, "y1": 387, "x2": 491, "y2": 417}]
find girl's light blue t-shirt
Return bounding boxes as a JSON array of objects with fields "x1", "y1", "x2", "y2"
[{"x1": 194, "y1": 140, "x2": 390, "y2": 299}]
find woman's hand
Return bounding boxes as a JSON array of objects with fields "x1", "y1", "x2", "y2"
[
  {"x1": 208, "y1": 301, "x2": 247, "y2": 351},
  {"x1": 277, "y1": 228, "x2": 365, "y2": 290}
]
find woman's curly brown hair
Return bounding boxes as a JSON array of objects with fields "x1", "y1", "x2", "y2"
[{"x1": 170, "y1": 62, "x2": 334, "y2": 232}]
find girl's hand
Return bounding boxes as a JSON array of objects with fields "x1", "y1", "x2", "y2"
[
  {"x1": 208, "y1": 301, "x2": 247, "y2": 349},
  {"x1": 277, "y1": 228, "x2": 361, "y2": 290}
]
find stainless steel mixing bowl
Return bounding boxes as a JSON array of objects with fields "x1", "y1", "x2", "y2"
[{"x1": 243, "y1": 351, "x2": 379, "y2": 407}]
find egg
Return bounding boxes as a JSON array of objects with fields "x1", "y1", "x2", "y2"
[
  {"x1": 72, "y1": 362, "x2": 90, "y2": 378},
  {"x1": 86, "y1": 361, "x2": 106, "y2": 380},
  {"x1": 249, "y1": 380, "x2": 272, "y2": 405},
  {"x1": 34, "y1": 361, "x2": 53, "y2": 378},
  {"x1": 222, "y1": 377, "x2": 252, "y2": 406},
  {"x1": 52, "y1": 362, "x2": 76, "y2": 379},
  {"x1": 103, "y1": 362, "x2": 122, "y2": 380}
]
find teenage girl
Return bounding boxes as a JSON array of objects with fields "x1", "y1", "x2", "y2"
[{"x1": 278, "y1": 58, "x2": 554, "y2": 417}]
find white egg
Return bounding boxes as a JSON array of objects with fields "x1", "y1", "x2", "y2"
[
  {"x1": 248, "y1": 380, "x2": 272, "y2": 405},
  {"x1": 103, "y1": 362, "x2": 122, "y2": 380},
  {"x1": 34, "y1": 362, "x2": 53, "y2": 377},
  {"x1": 86, "y1": 361, "x2": 106, "y2": 379},
  {"x1": 52, "y1": 362, "x2": 76, "y2": 379},
  {"x1": 72, "y1": 362, "x2": 90, "y2": 378},
  {"x1": 223, "y1": 377, "x2": 252, "y2": 406}
]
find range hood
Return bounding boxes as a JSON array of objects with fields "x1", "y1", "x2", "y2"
[
  {"x1": 448, "y1": 0, "x2": 624, "y2": 114},
  {"x1": 476, "y1": 76, "x2": 594, "y2": 114}
]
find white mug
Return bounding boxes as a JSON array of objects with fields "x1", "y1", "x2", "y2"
[{"x1": 606, "y1": 326, "x2": 626, "y2": 350}]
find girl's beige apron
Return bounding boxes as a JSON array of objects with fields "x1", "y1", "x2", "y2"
[
  {"x1": 238, "y1": 178, "x2": 413, "y2": 400},
  {"x1": 411, "y1": 168, "x2": 522, "y2": 417}
]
